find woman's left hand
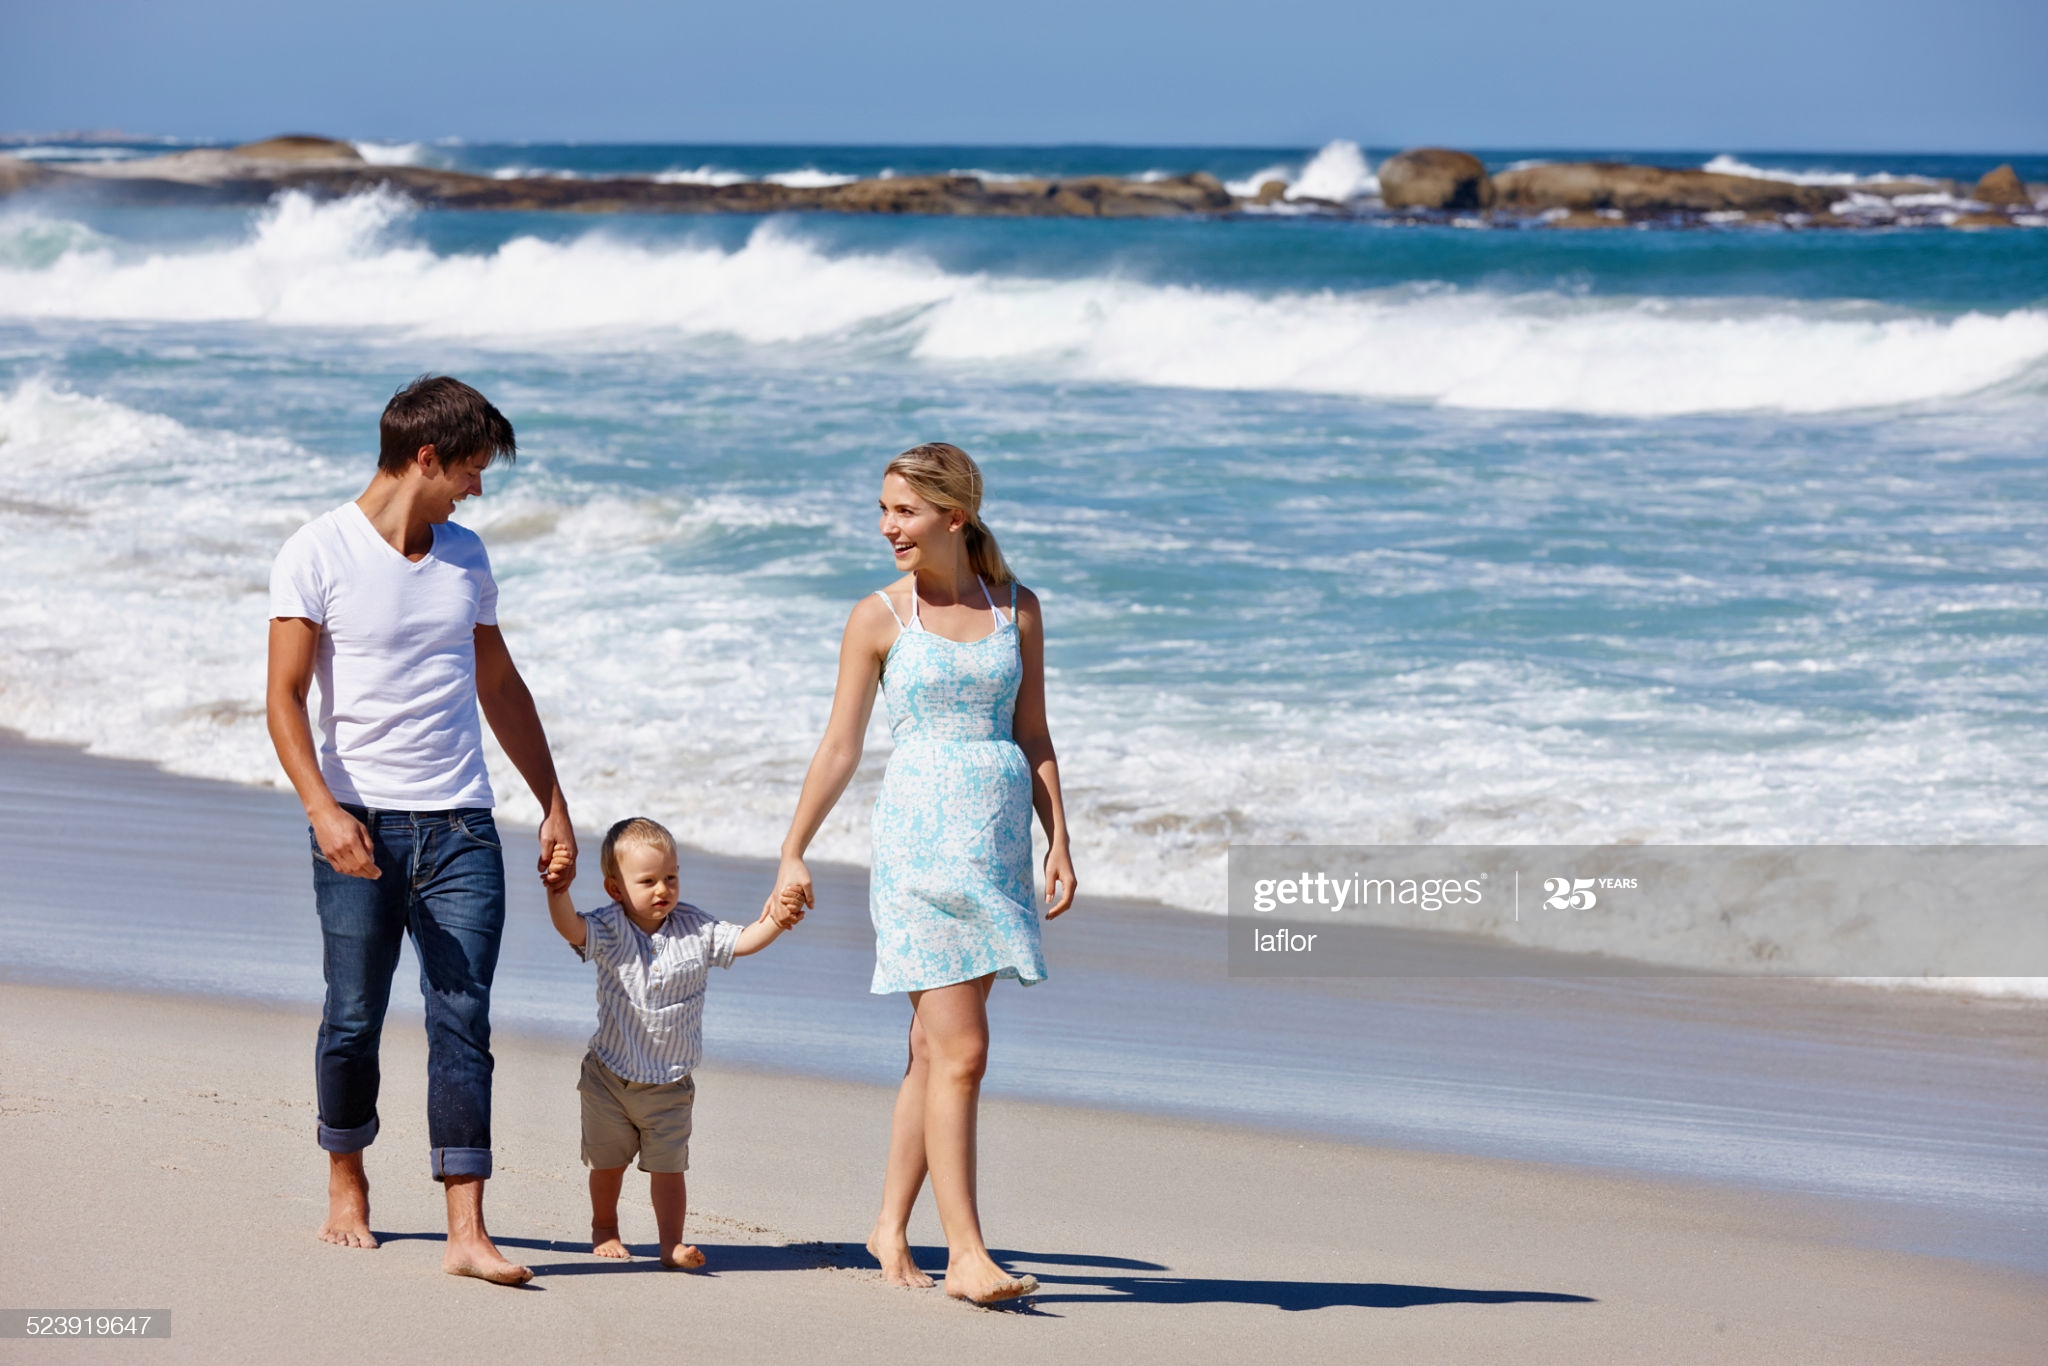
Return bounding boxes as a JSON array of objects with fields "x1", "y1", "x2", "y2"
[{"x1": 1043, "y1": 843, "x2": 1077, "y2": 919}]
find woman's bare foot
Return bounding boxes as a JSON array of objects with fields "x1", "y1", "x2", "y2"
[
  {"x1": 318, "y1": 1152, "x2": 378, "y2": 1249},
  {"x1": 443, "y1": 1233, "x2": 533, "y2": 1285},
  {"x1": 659, "y1": 1243, "x2": 706, "y2": 1270},
  {"x1": 868, "y1": 1229, "x2": 936, "y2": 1288},
  {"x1": 592, "y1": 1226, "x2": 629, "y2": 1259},
  {"x1": 943, "y1": 1250, "x2": 1037, "y2": 1305}
]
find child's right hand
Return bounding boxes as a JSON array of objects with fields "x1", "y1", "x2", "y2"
[{"x1": 542, "y1": 846, "x2": 575, "y2": 892}]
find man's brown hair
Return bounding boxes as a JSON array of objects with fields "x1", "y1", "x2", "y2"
[{"x1": 378, "y1": 374, "x2": 518, "y2": 475}]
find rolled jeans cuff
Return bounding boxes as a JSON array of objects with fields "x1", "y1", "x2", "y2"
[
  {"x1": 318, "y1": 1115, "x2": 379, "y2": 1154},
  {"x1": 431, "y1": 1146, "x2": 493, "y2": 1181}
]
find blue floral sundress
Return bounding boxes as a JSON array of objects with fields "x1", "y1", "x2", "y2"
[{"x1": 868, "y1": 577, "x2": 1045, "y2": 994}]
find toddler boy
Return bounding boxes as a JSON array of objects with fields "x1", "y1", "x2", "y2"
[{"x1": 545, "y1": 816, "x2": 803, "y2": 1267}]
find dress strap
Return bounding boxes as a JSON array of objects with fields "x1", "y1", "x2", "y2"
[
  {"x1": 874, "y1": 588, "x2": 904, "y2": 628},
  {"x1": 907, "y1": 580, "x2": 922, "y2": 631},
  {"x1": 977, "y1": 577, "x2": 1004, "y2": 631}
]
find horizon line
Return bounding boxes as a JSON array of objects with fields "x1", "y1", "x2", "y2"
[{"x1": 3, "y1": 131, "x2": 2045, "y2": 160}]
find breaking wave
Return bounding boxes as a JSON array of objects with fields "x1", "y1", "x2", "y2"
[{"x1": 7, "y1": 193, "x2": 2041, "y2": 417}]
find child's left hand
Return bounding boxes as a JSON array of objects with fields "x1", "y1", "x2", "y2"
[{"x1": 763, "y1": 883, "x2": 807, "y2": 930}]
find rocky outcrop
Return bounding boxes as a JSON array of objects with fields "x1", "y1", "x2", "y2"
[
  {"x1": 1008, "y1": 173, "x2": 1234, "y2": 217},
  {"x1": 46, "y1": 138, "x2": 366, "y2": 188},
  {"x1": 1, "y1": 136, "x2": 2037, "y2": 227},
  {"x1": 0, "y1": 155, "x2": 51, "y2": 195},
  {"x1": 1493, "y1": 162, "x2": 1840, "y2": 214},
  {"x1": 1377, "y1": 148, "x2": 1493, "y2": 210},
  {"x1": 230, "y1": 135, "x2": 364, "y2": 163},
  {"x1": 3, "y1": 143, "x2": 1236, "y2": 219},
  {"x1": 1971, "y1": 165, "x2": 2030, "y2": 207},
  {"x1": 1855, "y1": 178, "x2": 1956, "y2": 199}
]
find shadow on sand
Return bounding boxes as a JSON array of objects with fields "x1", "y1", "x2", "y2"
[
  {"x1": 371, "y1": 1233, "x2": 1595, "y2": 1311},
  {"x1": 977, "y1": 1247, "x2": 1593, "y2": 1313}
]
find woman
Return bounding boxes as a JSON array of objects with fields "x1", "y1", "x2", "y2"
[{"x1": 773, "y1": 441, "x2": 1077, "y2": 1305}]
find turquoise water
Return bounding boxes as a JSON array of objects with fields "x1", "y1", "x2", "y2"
[{"x1": 1, "y1": 144, "x2": 2046, "y2": 942}]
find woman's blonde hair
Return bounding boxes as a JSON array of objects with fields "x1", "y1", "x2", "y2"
[{"x1": 883, "y1": 442, "x2": 1016, "y2": 586}]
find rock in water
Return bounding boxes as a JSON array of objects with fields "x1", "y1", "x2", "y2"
[
  {"x1": 1971, "y1": 165, "x2": 2029, "y2": 207},
  {"x1": 1378, "y1": 148, "x2": 1495, "y2": 210},
  {"x1": 1492, "y1": 162, "x2": 1838, "y2": 215},
  {"x1": 230, "y1": 135, "x2": 365, "y2": 164},
  {"x1": 0, "y1": 155, "x2": 50, "y2": 195}
]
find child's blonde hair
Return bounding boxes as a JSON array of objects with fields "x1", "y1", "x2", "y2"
[
  {"x1": 599, "y1": 817, "x2": 677, "y2": 884},
  {"x1": 884, "y1": 442, "x2": 1016, "y2": 586}
]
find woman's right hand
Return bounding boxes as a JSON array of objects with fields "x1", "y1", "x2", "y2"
[{"x1": 776, "y1": 853, "x2": 815, "y2": 915}]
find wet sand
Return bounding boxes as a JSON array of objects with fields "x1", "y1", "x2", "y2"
[{"x1": 3, "y1": 981, "x2": 2044, "y2": 1364}]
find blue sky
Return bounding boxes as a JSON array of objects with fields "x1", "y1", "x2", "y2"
[{"x1": 5, "y1": 0, "x2": 2044, "y2": 151}]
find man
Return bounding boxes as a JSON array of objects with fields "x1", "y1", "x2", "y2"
[{"x1": 266, "y1": 375, "x2": 575, "y2": 1285}]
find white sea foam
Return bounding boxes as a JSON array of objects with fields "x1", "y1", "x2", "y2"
[
  {"x1": 948, "y1": 168, "x2": 1035, "y2": 183},
  {"x1": 651, "y1": 165, "x2": 752, "y2": 186},
  {"x1": 1223, "y1": 161, "x2": 1296, "y2": 197},
  {"x1": 1, "y1": 375, "x2": 2043, "y2": 996},
  {"x1": 1286, "y1": 139, "x2": 1378, "y2": 201},
  {"x1": 1845, "y1": 978, "x2": 2048, "y2": 1000},
  {"x1": 762, "y1": 168, "x2": 861, "y2": 188},
  {"x1": 4, "y1": 145, "x2": 150, "y2": 163},
  {"x1": 354, "y1": 140, "x2": 429, "y2": 166},
  {"x1": 571, "y1": 165, "x2": 861, "y2": 188},
  {"x1": 1702, "y1": 154, "x2": 1904, "y2": 187},
  {"x1": 4, "y1": 193, "x2": 2048, "y2": 423},
  {"x1": 487, "y1": 165, "x2": 585, "y2": 180},
  {"x1": 912, "y1": 274, "x2": 2048, "y2": 416}
]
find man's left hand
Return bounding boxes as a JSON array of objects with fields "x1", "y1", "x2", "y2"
[{"x1": 539, "y1": 809, "x2": 578, "y2": 890}]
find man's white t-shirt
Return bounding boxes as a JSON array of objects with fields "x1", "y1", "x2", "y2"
[{"x1": 269, "y1": 502, "x2": 499, "y2": 810}]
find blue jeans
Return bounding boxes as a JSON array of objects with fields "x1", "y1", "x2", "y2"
[{"x1": 312, "y1": 806, "x2": 505, "y2": 1181}]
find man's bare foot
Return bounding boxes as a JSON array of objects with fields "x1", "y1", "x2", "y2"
[
  {"x1": 659, "y1": 1243, "x2": 706, "y2": 1270},
  {"x1": 318, "y1": 1153, "x2": 378, "y2": 1249},
  {"x1": 443, "y1": 1234, "x2": 533, "y2": 1285},
  {"x1": 868, "y1": 1229, "x2": 936, "y2": 1288},
  {"x1": 943, "y1": 1250, "x2": 1038, "y2": 1305},
  {"x1": 592, "y1": 1226, "x2": 629, "y2": 1259}
]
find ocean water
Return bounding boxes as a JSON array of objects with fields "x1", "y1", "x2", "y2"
[{"x1": 2, "y1": 143, "x2": 2046, "y2": 977}]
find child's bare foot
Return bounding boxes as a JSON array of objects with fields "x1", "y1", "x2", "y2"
[
  {"x1": 943, "y1": 1250, "x2": 1037, "y2": 1305},
  {"x1": 659, "y1": 1243, "x2": 706, "y2": 1270},
  {"x1": 867, "y1": 1229, "x2": 935, "y2": 1288},
  {"x1": 443, "y1": 1233, "x2": 533, "y2": 1285},
  {"x1": 318, "y1": 1152, "x2": 377, "y2": 1249},
  {"x1": 592, "y1": 1226, "x2": 629, "y2": 1259}
]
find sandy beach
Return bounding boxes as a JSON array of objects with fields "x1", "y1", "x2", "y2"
[
  {"x1": 5, "y1": 982, "x2": 2045, "y2": 1364},
  {"x1": 2, "y1": 733, "x2": 2045, "y2": 1361}
]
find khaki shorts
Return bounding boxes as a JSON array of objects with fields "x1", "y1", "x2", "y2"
[{"x1": 577, "y1": 1050, "x2": 695, "y2": 1173}]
